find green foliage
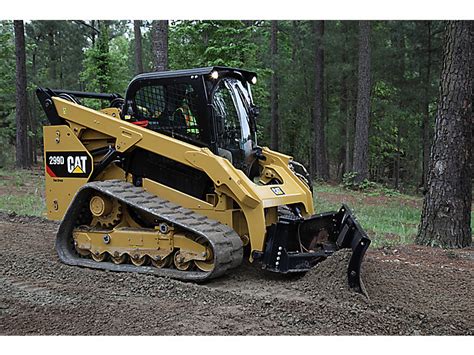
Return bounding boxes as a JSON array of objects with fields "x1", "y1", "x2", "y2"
[
  {"x1": 169, "y1": 21, "x2": 261, "y2": 69},
  {"x1": 342, "y1": 171, "x2": 358, "y2": 188},
  {"x1": 80, "y1": 21, "x2": 133, "y2": 108},
  {"x1": 26, "y1": 21, "x2": 88, "y2": 89},
  {"x1": 0, "y1": 111, "x2": 15, "y2": 168},
  {"x1": 109, "y1": 35, "x2": 133, "y2": 93},
  {"x1": 0, "y1": 21, "x2": 16, "y2": 167},
  {"x1": 367, "y1": 21, "x2": 443, "y2": 189},
  {"x1": 81, "y1": 22, "x2": 112, "y2": 95},
  {"x1": 0, "y1": 21, "x2": 15, "y2": 105},
  {"x1": 0, "y1": 168, "x2": 45, "y2": 216},
  {"x1": 342, "y1": 172, "x2": 405, "y2": 196},
  {"x1": 342, "y1": 172, "x2": 377, "y2": 190},
  {"x1": 313, "y1": 183, "x2": 421, "y2": 246}
]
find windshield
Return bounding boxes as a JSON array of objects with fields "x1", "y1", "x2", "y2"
[
  {"x1": 212, "y1": 78, "x2": 256, "y2": 171},
  {"x1": 212, "y1": 79, "x2": 252, "y2": 147}
]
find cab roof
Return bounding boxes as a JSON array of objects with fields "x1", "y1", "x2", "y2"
[{"x1": 130, "y1": 66, "x2": 257, "y2": 84}]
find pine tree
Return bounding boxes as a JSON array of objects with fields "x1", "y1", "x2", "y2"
[
  {"x1": 352, "y1": 21, "x2": 371, "y2": 183},
  {"x1": 134, "y1": 20, "x2": 144, "y2": 74},
  {"x1": 416, "y1": 21, "x2": 472, "y2": 248},
  {"x1": 311, "y1": 20, "x2": 329, "y2": 180},
  {"x1": 270, "y1": 20, "x2": 279, "y2": 151},
  {"x1": 151, "y1": 20, "x2": 168, "y2": 71},
  {"x1": 14, "y1": 20, "x2": 31, "y2": 169},
  {"x1": 421, "y1": 21, "x2": 433, "y2": 192}
]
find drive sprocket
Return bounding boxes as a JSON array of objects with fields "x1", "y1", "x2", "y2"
[{"x1": 89, "y1": 194, "x2": 123, "y2": 228}]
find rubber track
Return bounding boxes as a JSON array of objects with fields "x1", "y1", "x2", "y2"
[{"x1": 55, "y1": 180, "x2": 243, "y2": 281}]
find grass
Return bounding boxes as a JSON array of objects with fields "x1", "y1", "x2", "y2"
[
  {"x1": 313, "y1": 184, "x2": 422, "y2": 247},
  {"x1": 313, "y1": 183, "x2": 474, "y2": 247},
  {"x1": 0, "y1": 167, "x2": 45, "y2": 217}
]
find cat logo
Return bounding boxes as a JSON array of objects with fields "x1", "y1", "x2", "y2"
[
  {"x1": 67, "y1": 156, "x2": 88, "y2": 174},
  {"x1": 46, "y1": 152, "x2": 92, "y2": 179},
  {"x1": 271, "y1": 187, "x2": 285, "y2": 196}
]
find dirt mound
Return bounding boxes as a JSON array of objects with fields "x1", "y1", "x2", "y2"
[
  {"x1": 292, "y1": 249, "x2": 473, "y2": 335},
  {"x1": 296, "y1": 250, "x2": 357, "y2": 299}
]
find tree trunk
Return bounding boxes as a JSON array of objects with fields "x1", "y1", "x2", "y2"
[
  {"x1": 27, "y1": 103, "x2": 33, "y2": 164},
  {"x1": 90, "y1": 20, "x2": 96, "y2": 46},
  {"x1": 30, "y1": 91, "x2": 38, "y2": 164},
  {"x1": 346, "y1": 70, "x2": 356, "y2": 174},
  {"x1": 311, "y1": 20, "x2": 329, "y2": 180},
  {"x1": 151, "y1": 20, "x2": 169, "y2": 72},
  {"x1": 134, "y1": 20, "x2": 144, "y2": 74},
  {"x1": 338, "y1": 72, "x2": 347, "y2": 180},
  {"x1": 96, "y1": 21, "x2": 110, "y2": 95},
  {"x1": 394, "y1": 130, "x2": 401, "y2": 189},
  {"x1": 47, "y1": 28, "x2": 57, "y2": 85},
  {"x1": 31, "y1": 50, "x2": 38, "y2": 164},
  {"x1": 416, "y1": 21, "x2": 472, "y2": 248},
  {"x1": 352, "y1": 21, "x2": 371, "y2": 183},
  {"x1": 345, "y1": 103, "x2": 353, "y2": 173},
  {"x1": 393, "y1": 26, "x2": 407, "y2": 190},
  {"x1": 14, "y1": 20, "x2": 31, "y2": 169},
  {"x1": 270, "y1": 20, "x2": 279, "y2": 151},
  {"x1": 421, "y1": 21, "x2": 432, "y2": 192},
  {"x1": 339, "y1": 21, "x2": 350, "y2": 178}
]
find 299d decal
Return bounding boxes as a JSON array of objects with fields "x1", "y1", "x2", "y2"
[{"x1": 45, "y1": 152, "x2": 92, "y2": 178}]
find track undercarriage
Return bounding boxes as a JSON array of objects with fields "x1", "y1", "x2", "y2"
[{"x1": 57, "y1": 180, "x2": 243, "y2": 281}]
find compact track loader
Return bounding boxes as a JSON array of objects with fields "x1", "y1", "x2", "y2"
[{"x1": 38, "y1": 66, "x2": 370, "y2": 291}]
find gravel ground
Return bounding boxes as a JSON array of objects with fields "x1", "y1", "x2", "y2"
[{"x1": 0, "y1": 212, "x2": 472, "y2": 335}]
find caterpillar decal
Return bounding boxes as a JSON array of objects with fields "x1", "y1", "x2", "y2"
[{"x1": 45, "y1": 152, "x2": 92, "y2": 179}]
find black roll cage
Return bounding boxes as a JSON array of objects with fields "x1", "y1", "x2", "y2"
[{"x1": 36, "y1": 66, "x2": 258, "y2": 156}]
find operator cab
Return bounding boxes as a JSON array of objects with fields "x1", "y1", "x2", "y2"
[{"x1": 123, "y1": 66, "x2": 260, "y2": 175}]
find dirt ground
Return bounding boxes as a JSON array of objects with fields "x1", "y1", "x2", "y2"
[{"x1": 0, "y1": 212, "x2": 472, "y2": 335}]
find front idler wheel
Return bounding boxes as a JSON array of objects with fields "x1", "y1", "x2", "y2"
[
  {"x1": 76, "y1": 247, "x2": 90, "y2": 257},
  {"x1": 193, "y1": 237, "x2": 215, "y2": 272}
]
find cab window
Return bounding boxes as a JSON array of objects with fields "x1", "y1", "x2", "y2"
[{"x1": 132, "y1": 83, "x2": 201, "y2": 140}]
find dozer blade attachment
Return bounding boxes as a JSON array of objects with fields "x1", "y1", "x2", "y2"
[{"x1": 261, "y1": 204, "x2": 371, "y2": 293}]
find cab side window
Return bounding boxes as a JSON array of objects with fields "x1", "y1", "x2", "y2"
[{"x1": 132, "y1": 83, "x2": 201, "y2": 140}]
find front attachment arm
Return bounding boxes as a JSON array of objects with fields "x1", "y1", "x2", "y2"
[
  {"x1": 333, "y1": 205, "x2": 371, "y2": 292},
  {"x1": 259, "y1": 204, "x2": 370, "y2": 293}
]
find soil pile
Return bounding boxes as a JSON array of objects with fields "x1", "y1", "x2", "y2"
[
  {"x1": 293, "y1": 249, "x2": 473, "y2": 335},
  {"x1": 295, "y1": 250, "x2": 358, "y2": 300}
]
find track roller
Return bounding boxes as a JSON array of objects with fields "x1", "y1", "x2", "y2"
[
  {"x1": 173, "y1": 251, "x2": 192, "y2": 271},
  {"x1": 151, "y1": 255, "x2": 172, "y2": 268},
  {"x1": 130, "y1": 255, "x2": 149, "y2": 266}
]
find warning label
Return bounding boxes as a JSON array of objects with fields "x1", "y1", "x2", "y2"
[{"x1": 270, "y1": 186, "x2": 285, "y2": 196}]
